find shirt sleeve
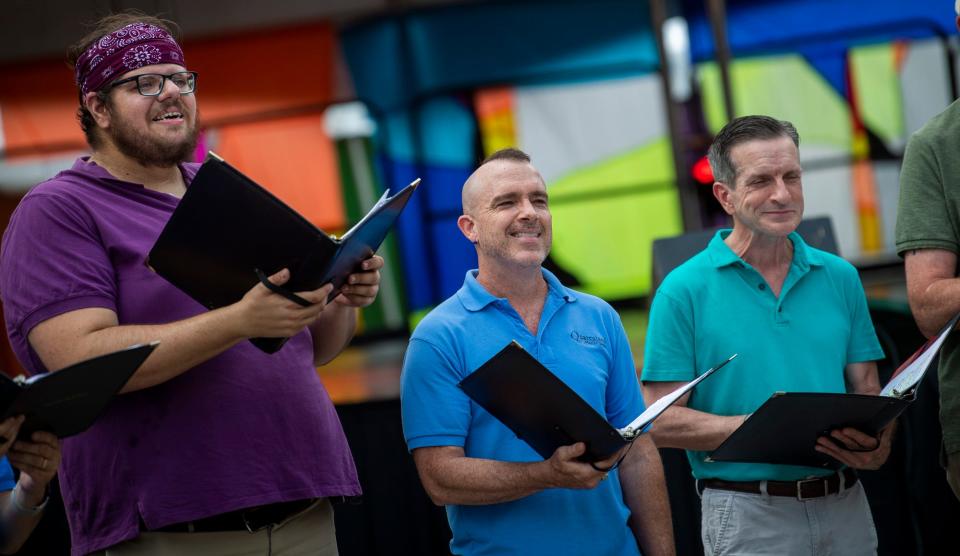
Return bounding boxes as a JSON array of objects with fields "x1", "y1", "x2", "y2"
[
  {"x1": 400, "y1": 337, "x2": 473, "y2": 451},
  {"x1": 641, "y1": 287, "x2": 697, "y2": 383},
  {"x1": 0, "y1": 193, "x2": 117, "y2": 354},
  {"x1": 0, "y1": 457, "x2": 15, "y2": 492},
  {"x1": 604, "y1": 310, "x2": 646, "y2": 429},
  {"x1": 843, "y1": 266, "x2": 885, "y2": 364},
  {"x1": 896, "y1": 132, "x2": 957, "y2": 254}
]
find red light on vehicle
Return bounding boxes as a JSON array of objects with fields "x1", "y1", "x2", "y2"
[{"x1": 691, "y1": 156, "x2": 713, "y2": 185}]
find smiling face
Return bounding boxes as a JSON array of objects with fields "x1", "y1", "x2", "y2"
[
  {"x1": 713, "y1": 135, "x2": 804, "y2": 239},
  {"x1": 86, "y1": 63, "x2": 199, "y2": 167},
  {"x1": 458, "y1": 159, "x2": 553, "y2": 273}
]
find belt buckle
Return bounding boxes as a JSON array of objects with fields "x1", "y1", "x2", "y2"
[{"x1": 796, "y1": 477, "x2": 828, "y2": 501}]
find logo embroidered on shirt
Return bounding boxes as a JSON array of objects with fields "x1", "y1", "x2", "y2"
[{"x1": 570, "y1": 331, "x2": 606, "y2": 346}]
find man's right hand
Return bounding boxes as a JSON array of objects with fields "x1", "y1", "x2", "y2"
[
  {"x1": 0, "y1": 416, "x2": 24, "y2": 457},
  {"x1": 230, "y1": 268, "x2": 335, "y2": 339},
  {"x1": 538, "y1": 442, "x2": 621, "y2": 490}
]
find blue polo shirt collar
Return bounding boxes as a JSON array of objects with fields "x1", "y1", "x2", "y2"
[
  {"x1": 457, "y1": 268, "x2": 577, "y2": 312},
  {"x1": 706, "y1": 229, "x2": 825, "y2": 271}
]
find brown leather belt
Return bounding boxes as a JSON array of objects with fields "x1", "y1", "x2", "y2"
[
  {"x1": 153, "y1": 498, "x2": 316, "y2": 533},
  {"x1": 697, "y1": 468, "x2": 857, "y2": 500}
]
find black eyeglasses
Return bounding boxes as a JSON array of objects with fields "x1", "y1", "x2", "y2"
[{"x1": 107, "y1": 71, "x2": 198, "y2": 96}]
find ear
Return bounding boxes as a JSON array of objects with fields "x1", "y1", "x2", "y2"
[
  {"x1": 712, "y1": 182, "x2": 736, "y2": 216},
  {"x1": 457, "y1": 214, "x2": 478, "y2": 245},
  {"x1": 83, "y1": 91, "x2": 112, "y2": 130}
]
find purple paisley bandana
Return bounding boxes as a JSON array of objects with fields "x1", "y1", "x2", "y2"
[{"x1": 75, "y1": 22, "x2": 185, "y2": 97}]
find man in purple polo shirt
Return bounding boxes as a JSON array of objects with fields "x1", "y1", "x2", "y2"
[{"x1": 0, "y1": 13, "x2": 381, "y2": 556}]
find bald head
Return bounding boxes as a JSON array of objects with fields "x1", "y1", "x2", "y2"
[{"x1": 462, "y1": 148, "x2": 536, "y2": 215}]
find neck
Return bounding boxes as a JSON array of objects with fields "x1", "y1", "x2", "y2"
[
  {"x1": 724, "y1": 226, "x2": 794, "y2": 272},
  {"x1": 477, "y1": 261, "x2": 549, "y2": 335},
  {"x1": 476, "y1": 261, "x2": 547, "y2": 304},
  {"x1": 89, "y1": 145, "x2": 186, "y2": 197}
]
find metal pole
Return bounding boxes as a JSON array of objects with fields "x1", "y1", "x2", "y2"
[
  {"x1": 650, "y1": 0, "x2": 703, "y2": 231},
  {"x1": 706, "y1": 0, "x2": 735, "y2": 122}
]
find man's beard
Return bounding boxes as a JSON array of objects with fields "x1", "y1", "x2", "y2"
[{"x1": 107, "y1": 105, "x2": 199, "y2": 167}]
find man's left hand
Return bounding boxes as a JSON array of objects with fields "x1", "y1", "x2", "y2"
[
  {"x1": 335, "y1": 255, "x2": 383, "y2": 308},
  {"x1": 8, "y1": 431, "x2": 61, "y2": 503},
  {"x1": 814, "y1": 426, "x2": 891, "y2": 470}
]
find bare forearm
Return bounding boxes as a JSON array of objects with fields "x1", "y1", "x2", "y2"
[
  {"x1": 910, "y1": 278, "x2": 960, "y2": 337},
  {"x1": 34, "y1": 306, "x2": 247, "y2": 393},
  {"x1": 0, "y1": 491, "x2": 42, "y2": 554},
  {"x1": 417, "y1": 455, "x2": 548, "y2": 506},
  {"x1": 620, "y1": 437, "x2": 675, "y2": 556},
  {"x1": 311, "y1": 303, "x2": 357, "y2": 366},
  {"x1": 649, "y1": 406, "x2": 745, "y2": 451},
  {"x1": 904, "y1": 251, "x2": 960, "y2": 338}
]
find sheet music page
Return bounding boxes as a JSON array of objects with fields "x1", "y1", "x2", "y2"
[
  {"x1": 340, "y1": 189, "x2": 391, "y2": 241},
  {"x1": 618, "y1": 354, "x2": 737, "y2": 439},
  {"x1": 880, "y1": 314, "x2": 959, "y2": 397}
]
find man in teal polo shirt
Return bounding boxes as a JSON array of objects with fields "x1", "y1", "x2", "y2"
[
  {"x1": 642, "y1": 116, "x2": 890, "y2": 555},
  {"x1": 401, "y1": 148, "x2": 674, "y2": 555}
]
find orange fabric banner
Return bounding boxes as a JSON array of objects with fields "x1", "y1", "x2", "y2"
[
  {"x1": 0, "y1": 22, "x2": 338, "y2": 157},
  {"x1": 0, "y1": 59, "x2": 84, "y2": 155},
  {"x1": 213, "y1": 113, "x2": 344, "y2": 231},
  {"x1": 187, "y1": 22, "x2": 337, "y2": 124}
]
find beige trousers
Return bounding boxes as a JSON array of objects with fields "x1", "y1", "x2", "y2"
[{"x1": 94, "y1": 499, "x2": 337, "y2": 556}]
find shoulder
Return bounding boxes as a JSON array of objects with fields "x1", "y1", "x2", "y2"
[
  {"x1": 656, "y1": 248, "x2": 713, "y2": 299},
  {"x1": 409, "y1": 294, "x2": 470, "y2": 345},
  {"x1": 10, "y1": 170, "x2": 102, "y2": 225},
  {"x1": 567, "y1": 289, "x2": 623, "y2": 326},
  {"x1": 908, "y1": 100, "x2": 960, "y2": 151},
  {"x1": 806, "y1": 247, "x2": 865, "y2": 297},
  {"x1": 810, "y1": 246, "x2": 857, "y2": 277}
]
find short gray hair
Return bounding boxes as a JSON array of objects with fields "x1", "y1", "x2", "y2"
[{"x1": 707, "y1": 115, "x2": 800, "y2": 186}]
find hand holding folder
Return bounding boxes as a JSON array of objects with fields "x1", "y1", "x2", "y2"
[
  {"x1": 708, "y1": 314, "x2": 959, "y2": 468},
  {"x1": 148, "y1": 153, "x2": 420, "y2": 353},
  {"x1": 459, "y1": 341, "x2": 735, "y2": 462},
  {"x1": 0, "y1": 343, "x2": 156, "y2": 440}
]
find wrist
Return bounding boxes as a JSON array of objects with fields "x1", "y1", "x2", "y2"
[
  {"x1": 527, "y1": 460, "x2": 554, "y2": 490},
  {"x1": 217, "y1": 302, "x2": 252, "y2": 341},
  {"x1": 11, "y1": 484, "x2": 48, "y2": 515}
]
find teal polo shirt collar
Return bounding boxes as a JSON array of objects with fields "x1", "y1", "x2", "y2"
[
  {"x1": 705, "y1": 229, "x2": 825, "y2": 272},
  {"x1": 457, "y1": 268, "x2": 577, "y2": 312}
]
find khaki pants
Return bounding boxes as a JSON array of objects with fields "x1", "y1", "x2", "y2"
[
  {"x1": 701, "y1": 482, "x2": 877, "y2": 556},
  {"x1": 948, "y1": 452, "x2": 960, "y2": 501},
  {"x1": 95, "y1": 499, "x2": 337, "y2": 556}
]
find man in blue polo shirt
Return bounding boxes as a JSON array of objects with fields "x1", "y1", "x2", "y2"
[
  {"x1": 401, "y1": 148, "x2": 674, "y2": 556},
  {"x1": 642, "y1": 115, "x2": 890, "y2": 555}
]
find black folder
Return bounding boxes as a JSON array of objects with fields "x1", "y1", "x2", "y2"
[
  {"x1": 0, "y1": 342, "x2": 157, "y2": 440},
  {"x1": 459, "y1": 341, "x2": 733, "y2": 462},
  {"x1": 708, "y1": 315, "x2": 958, "y2": 468},
  {"x1": 707, "y1": 391, "x2": 909, "y2": 469},
  {"x1": 148, "y1": 153, "x2": 420, "y2": 353}
]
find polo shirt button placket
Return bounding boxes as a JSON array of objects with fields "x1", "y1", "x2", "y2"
[{"x1": 775, "y1": 303, "x2": 788, "y2": 324}]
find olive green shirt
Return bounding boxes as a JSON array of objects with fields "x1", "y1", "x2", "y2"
[{"x1": 896, "y1": 98, "x2": 960, "y2": 455}]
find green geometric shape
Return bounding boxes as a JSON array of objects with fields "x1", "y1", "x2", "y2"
[
  {"x1": 335, "y1": 138, "x2": 408, "y2": 333},
  {"x1": 850, "y1": 43, "x2": 905, "y2": 144},
  {"x1": 698, "y1": 55, "x2": 852, "y2": 151},
  {"x1": 549, "y1": 139, "x2": 682, "y2": 300}
]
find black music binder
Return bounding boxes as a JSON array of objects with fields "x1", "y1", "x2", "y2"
[
  {"x1": 708, "y1": 315, "x2": 958, "y2": 468},
  {"x1": 459, "y1": 341, "x2": 734, "y2": 462},
  {"x1": 0, "y1": 343, "x2": 157, "y2": 440},
  {"x1": 148, "y1": 153, "x2": 419, "y2": 353}
]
